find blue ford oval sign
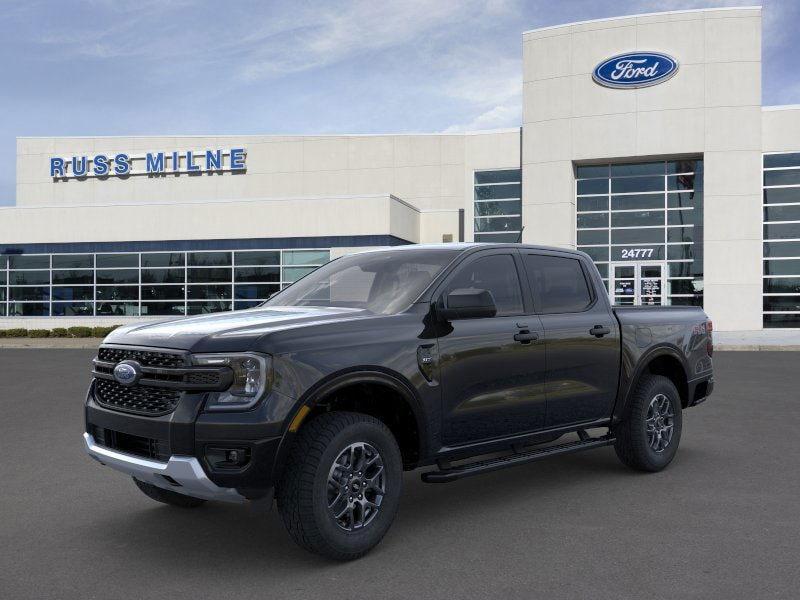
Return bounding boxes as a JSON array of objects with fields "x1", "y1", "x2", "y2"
[
  {"x1": 113, "y1": 360, "x2": 141, "y2": 386},
  {"x1": 593, "y1": 52, "x2": 678, "y2": 89}
]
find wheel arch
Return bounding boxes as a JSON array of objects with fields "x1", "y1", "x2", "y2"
[
  {"x1": 276, "y1": 368, "x2": 428, "y2": 477},
  {"x1": 615, "y1": 346, "x2": 690, "y2": 421}
]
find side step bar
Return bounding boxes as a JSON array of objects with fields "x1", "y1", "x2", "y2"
[{"x1": 421, "y1": 434, "x2": 615, "y2": 483}]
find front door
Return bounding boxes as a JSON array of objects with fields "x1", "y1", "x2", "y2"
[
  {"x1": 436, "y1": 250, "x2": 547, "y2": 447},
  {"x1": 610, "y1": 262, "x2": 667, "y2": 306}
]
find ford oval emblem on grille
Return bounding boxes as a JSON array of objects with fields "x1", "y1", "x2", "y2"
[
  {"x1": 593, "y1": 51, "x2": 678, "y2": 89},
  {"x1": 113, "y1": 360, "x2": 142, "y2": 386}
]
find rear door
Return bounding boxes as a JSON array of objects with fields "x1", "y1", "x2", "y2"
[
  {"x1": 436, "y1": 249, "x2": 547, "y2": 446},
  {"x1": 520, "y1": 251, "x2": 620, "y2": 427}
]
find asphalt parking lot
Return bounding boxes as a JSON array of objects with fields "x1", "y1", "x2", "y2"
[{"x1": 1, "y1": 350, "x2": 798, "y2": 599}]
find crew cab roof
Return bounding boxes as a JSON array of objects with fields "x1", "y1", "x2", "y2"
[{"x1": 355, "y1": 242, "x2": 588, "y2": 257}]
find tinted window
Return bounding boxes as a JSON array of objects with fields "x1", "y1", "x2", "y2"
[
  {"x1": 9, "y1": 255, "x2": 49, "y2": 269},
  {"x1": 524, "y1": 254, "x2": 592, "y2": 313},
  {"x1": 444, "y1": 254, "x2": 523, "y2": 316},
  {"x1": 267, "y1": 249, "x2": 459, "y2": 314},
  {"x1": 96, "y1": 254, "x2": 137, "y2": 268},
  {"x1": 52, "y1": 254, "x2": 93, "y2": 269},
  {"x1": 141, "y1": 253, "x2": 185, "y2": 267}
]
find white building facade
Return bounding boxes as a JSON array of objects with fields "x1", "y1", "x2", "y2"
[{"x1": 2, "y1": 6, "x2": 799, "y2": 332}]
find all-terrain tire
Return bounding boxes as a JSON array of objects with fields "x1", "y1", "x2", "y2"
[
  {"x1": 614, "y1": 374, "x2": 683, "y2": 472},
  {"x1": 276, "y1": 411, "x2": 403, "y2": 561},
  {"x1": 133, "y1": 477, "x2": 207, "y2": 508}
]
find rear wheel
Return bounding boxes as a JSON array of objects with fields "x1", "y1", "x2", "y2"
[
  {"x1": 132, "y1": 478, "x2": 206, "y2": 508},
  {"x1": 276, "y1": 411, "x2": 403, "y2": 560},
  {"x1": 614, "y1": 374, "x2": 683, "y2": 472}
]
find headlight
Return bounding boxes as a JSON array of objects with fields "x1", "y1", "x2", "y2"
[{"x1": 193, "y1": 352, "x2": 272, "y2": 411}]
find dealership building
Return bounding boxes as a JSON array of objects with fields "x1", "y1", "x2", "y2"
[{"x1": 2, "y1": 5, "x2": 799, "y2": 332}]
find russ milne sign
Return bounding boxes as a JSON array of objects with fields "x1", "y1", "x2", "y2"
[
  {"x1": 592, "y1": 52, "x2": 678, "y2": 89},
  {"x1": 50, "y1": 148, "x2": 246, "y2": 179}
]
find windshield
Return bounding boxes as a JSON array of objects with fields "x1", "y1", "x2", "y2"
[{"x1": 265, "y1": 248, "x2": 460, "y2": 314}]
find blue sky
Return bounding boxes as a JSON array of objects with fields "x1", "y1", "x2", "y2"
[{"x1": 1, "y1": 0, "x2": 798, "y2": 206}]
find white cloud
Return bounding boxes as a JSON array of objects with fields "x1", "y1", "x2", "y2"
[
  {"x1": 442, "y1": 102, "x2": 521, "y2": 132},
  {"x1": 235, "y1": 0, "x2": 484, "y2": 81}
]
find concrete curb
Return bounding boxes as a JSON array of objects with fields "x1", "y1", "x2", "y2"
[
  {"x1": 0, "y1": 339, "x2": 103, "y2": 349},
  {"x1": 715, "y1": 344, "x2": 800, "y2": 352}
]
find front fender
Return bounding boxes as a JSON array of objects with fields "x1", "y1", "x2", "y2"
[{"x1": 270, "y1": 367, "x2": 430, "y2": 482}]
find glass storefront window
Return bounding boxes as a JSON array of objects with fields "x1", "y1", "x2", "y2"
[
  {"x1": 10, "y1": 271, "x2": 50, "y2": 285},
  {"x1": 283, "y1": 250, "x2": 329, "y2": 267},
  {"x1": 474, "y1": 170, "x2": 521, "y2": 184},
  {"x1": 187, "y1": 267, "x2": 231, "y2": 283},
  {"x1": 141, "y1": 302, "x2": 186, "y2": 316},
  {"x1": 234, "y1": 284, "x2": 280, "y2": 299},
  {"x1": 141, "y1": 268, "x2": 184, "y2": 283},
  {"x1": 234, "y1": 300, "x2": 263, "y2": 310},
  {"x1": 141, "y1": 253, "x2": 185, "y2": 268},
  {"x1": 96, "y1": 286, "x2": 139, "y2": 301},
  {"x1": 52, "y1": 254, "x2": 93, "y2": 269},
  {"x1": 763, "y1": 153, "x2": 800, "y2": 328},
  {"x1": 0, "y1": 248, "x2": 331, "y2": 318},
  {"x1": 9, "y1": 255, "x2": 49, "y2": 269},
  {"x1": 577, "y1": 212, "x2": 609, "y2": 229},
  {"x1": 96, "y1": 302, "x2": 138, "y2": 316},
  {"x1": 187, "y1": 301, "x2": 232, "y2": 314},
  {"x1": 52, "y1": 287, "x2": 94, "y2": 301},
  {"x1": 474, "y1": 169, "x2": 522, "y2": 242},
  {"x1": 52, "y1": 302, "x2": 94, "y2": 316},
  {"x1": 188, "y1": 252, "x2": 231, "y2": 266},
  {"x1": 8, "y1": 302, "x2": 49, "y2": 316},
  {"x1": 283, "y1": 267, "x2": 316, "y2": 283},
  {"x1": 10, "y1": 287, "x2": 50, "y2": 301},
  {"x1": 234, "y1": 267, "x2": 280, "y2": 282},
  {"x1": 96, "y1": 269, "x2": 138, "y2": 284},
  {"x1": 52, "y1": 270, "x2": 93, "y2": 285},
  {"x1": 96, "y1": 254, "x2": 137, "y2": 268},
  {"x1": 611, "y1": 176, "x2": 664, "y2": 194},
  {"x1": 141, "y1": 285, "x2": 185, "y2": 300},
  {"x1": 187, "y1": 285, "x2": 232, "y2": 300},
  {"x1": 234, "y1": 251, "x2": 280, "y2": 266},
  {"x1": 577, "y1": 159, "x2": 704, "y2": 307}
]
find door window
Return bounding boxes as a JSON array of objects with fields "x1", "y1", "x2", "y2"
[
  {"x1": 523, "y1": 254, "x2": 593, "y2": 313},
  {"x1": 444, "y1": 254, "x2": 524, "y2": 316}
]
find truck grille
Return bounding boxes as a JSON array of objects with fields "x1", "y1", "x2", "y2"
[
  {"x1": 98, "y1": 347, "x2": 186, "y2": 368},
  {"x1": 94, "y1": 379, "x2": 180, "y2": 416},
  {"x1": 91, "y1": 425, "x2": 170, "y2": 462}
]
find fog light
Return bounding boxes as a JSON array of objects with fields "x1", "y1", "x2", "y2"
[{"x1": 206, "y1": 446, "x2": 250, "y2": 469}]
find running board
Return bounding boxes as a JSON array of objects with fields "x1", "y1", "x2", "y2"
[{"x1": 421, "y1": 435, "x2": 615, "y2": 483}]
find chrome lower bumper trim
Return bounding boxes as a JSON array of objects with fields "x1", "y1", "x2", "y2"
[{"x1": 83, "y1": 432, "x2": 245, "y2": 503}]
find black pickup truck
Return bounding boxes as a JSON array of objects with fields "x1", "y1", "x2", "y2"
[{"x1": 84, "y1": 243, "x2": 714, "y2": 560}]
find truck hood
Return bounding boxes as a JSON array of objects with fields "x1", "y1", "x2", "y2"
[{"x1": 103, "y1": 306, "x2": 370, "y2": 352}]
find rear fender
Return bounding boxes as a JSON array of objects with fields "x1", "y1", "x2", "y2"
[{"x1": 612, "y1": 344, "x2": 689, "y2": 423}]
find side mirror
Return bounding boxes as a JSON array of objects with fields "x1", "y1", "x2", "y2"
[{"x1": 438, "y1": 288, "x2": 497, "y2": 320}]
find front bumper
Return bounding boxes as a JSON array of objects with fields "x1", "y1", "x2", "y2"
[
  {"x1": 83, "y1": 432, "x2": 246, "y2": 503},
  {"x1": 84, "y1": 378, "x2": 292, "y2": 498}
]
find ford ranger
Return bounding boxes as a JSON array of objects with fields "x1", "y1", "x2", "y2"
[{"x1": 84, "y1": 243, "x2": 714, "y2": 560}]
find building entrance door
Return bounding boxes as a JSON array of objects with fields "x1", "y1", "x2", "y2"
[{"x1": 609, "y1": 262, "x2": 667, "y2": 306}]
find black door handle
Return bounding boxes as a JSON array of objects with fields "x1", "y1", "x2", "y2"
[
  {"x1": 514, "y1": 331, "x2": 539, "y2": 343},
  {"x1": 590, "y1": 325, "x2": 611, "y2": 338}
]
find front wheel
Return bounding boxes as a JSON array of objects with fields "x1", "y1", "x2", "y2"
[
  {"x1": 276, "y1": 411, "x2": 403, "y2": 560},
  {"x1": 614, "y1": 374, "x2": 683, "y2": 472}
]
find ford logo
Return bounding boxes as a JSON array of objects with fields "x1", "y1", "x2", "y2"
[
  {"x1": 113, "y1": 360, "x2": 141, "y2": 386},
  {"x1": 593, "y1": 52, "x2": 678, "y2": 89}
]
